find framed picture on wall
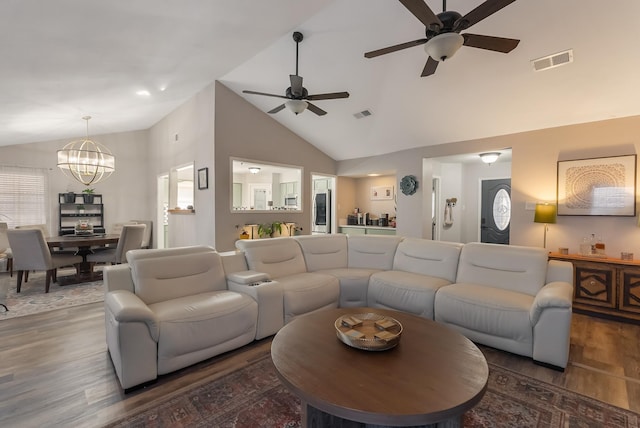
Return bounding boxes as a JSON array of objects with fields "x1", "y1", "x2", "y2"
[
  {"x1": 198, "y1": 167, "x2": 209, "y2": 190},
  {"x1": 557, "y1": 154, "x2": 636, "y2": 216},
  {"x1": 371, "y1": 186, "x2": 394, "y2": 201}
]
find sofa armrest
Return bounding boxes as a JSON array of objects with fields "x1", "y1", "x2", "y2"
[
  {"x1": 228, "y1": 277, "x2": 283, "y2": 340},
  {"x1": 530, "y1": 281, "x2": 573, "y2": 325},
  {"x1": 105, "y1": 290, "x2": 159, "y2": 341},
  {"x1": 104, "y1": 264, "x2": 135, "y2": 293}
]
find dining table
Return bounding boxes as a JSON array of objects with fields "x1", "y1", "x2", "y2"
[{"x1": 46, "y1": 234, "x2": 119, "y2": 285}]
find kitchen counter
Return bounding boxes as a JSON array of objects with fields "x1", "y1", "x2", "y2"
[{"x1": 339, "y1": 225, "x2": 396, "y2": 236}]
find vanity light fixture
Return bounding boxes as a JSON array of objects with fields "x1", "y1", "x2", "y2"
[
  {"x1": 248, "y1": 167, "x2": 261, "y2": 174},
  {"x1": 479, "y1": 152, "x2": 501, "y2": 165}
]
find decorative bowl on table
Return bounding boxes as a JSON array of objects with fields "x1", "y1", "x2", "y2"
[
  {"x1": 335, "y1": 312, "x2": 403, "y2": 351},
  {"x1": 75, "y1": 221, "x2": 94, "y2": 236}
]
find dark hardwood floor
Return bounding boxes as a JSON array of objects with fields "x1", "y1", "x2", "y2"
[{"x1": 0, "y1": 302, "x2": 638, "y2": 427}]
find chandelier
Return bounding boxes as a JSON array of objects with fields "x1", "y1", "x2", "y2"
[{"x1": 57, "y1": 116, "x2": 115, "y2": 185}]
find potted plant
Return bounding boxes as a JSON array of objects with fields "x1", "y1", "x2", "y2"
[
  {"x1": 77, "y1": 204, "x2": 85, "y2": 214},
  {"x1": 82, "y1": 188, "x2": 95, "y2": 204},
  {"x1": 63, "y1": 191, "x2": 76, "y2": 203},
  {"x1": 258, "y1": 221, "x2": 284, "y2": 238}
]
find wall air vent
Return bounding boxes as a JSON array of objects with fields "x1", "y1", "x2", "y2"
[
  {"x1": 353, "y1": 109, "x2": 373, "y2": 119},
  {"x1": 531, "y1": 49, "x2": 573, "y2": 72}
]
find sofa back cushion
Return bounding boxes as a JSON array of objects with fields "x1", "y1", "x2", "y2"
[
  {"x1": 347, "y1": 235, "x2": 402, "y2": 270},
  {"x1": 456, "y1": 242, "x2": 548, "y2": 296},
  {"x1": 127, "y1": 246, "x2": 226, "y2": 305},
  {"x1": 393, "y1": 238, "x2": 463, "y2": 282},
  {"x1": 294, "y1": 234, "x2": 348, "y2": 271},
  {"x1": 235, "y1": 237, "x2": 307, "y2": 279}
]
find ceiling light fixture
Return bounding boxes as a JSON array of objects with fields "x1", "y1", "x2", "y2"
[
  {"x1": 285, "y1": 100, "x2": 308, "y2": 115},
  {"x1": 57, "y1": 116, "x2": 115, "y2": 185},
  {"x1": 479, "y1": 152, "x2": 501, "y2": 165},
  {"x1": 248, "y1": 167, "x2": 261, "y2": 174},
  {"x1": 424, "y1": 32, "x2": 464, "y2": 62}
]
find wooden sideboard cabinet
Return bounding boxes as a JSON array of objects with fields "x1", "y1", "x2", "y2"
[{"x1": 548, "y1": 252, "x2": 640, "y2": 324}]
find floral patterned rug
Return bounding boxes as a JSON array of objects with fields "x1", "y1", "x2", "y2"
[
  {"x1": 105, "y1": 355, "x2": 639, "y2": 428},
  {"x1": 0, "y1": 268, "x2": 104, "y2": 320}
]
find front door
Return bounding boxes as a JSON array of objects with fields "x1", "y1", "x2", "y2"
[{"x1": 480, "y1": 179, "x2": 511, "y2": 244}]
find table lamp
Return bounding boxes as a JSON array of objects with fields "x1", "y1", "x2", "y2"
[{"x1": 534, "y1": 203, "x2": 557, "y2": 248}]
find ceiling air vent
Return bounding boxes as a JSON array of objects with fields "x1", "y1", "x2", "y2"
[
  {"x1": 353, "y1": 109, "x2": 373, "y2": 119},
  {"x1": 531, "y1": 49, "x2": 573, "y2": 72}
]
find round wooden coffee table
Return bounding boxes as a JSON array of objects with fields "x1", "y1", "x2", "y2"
[{"x1": 271, "y1": 308, "x2": 488, "y2": 428}]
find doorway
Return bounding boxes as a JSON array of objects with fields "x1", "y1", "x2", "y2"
[
  {"x1": 480, "y1": 178, "x2": 511, "y2": 244},
  {"x1": 312, "y1": 175, "x2": 336, "y2": 234},
  {"x1": 157, "y1": 174, "x2": 169, "y2": 249}
]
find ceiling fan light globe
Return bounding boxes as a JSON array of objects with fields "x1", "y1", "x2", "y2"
[
  {"x1": 424, "y1": 32, "x2": 464, "y2": 62},
  {"x1": 286, "y1": 100, "x2": 308, "y2": 115}
]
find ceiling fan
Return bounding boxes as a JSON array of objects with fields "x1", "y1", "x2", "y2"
[
  {"x1": 364, "y1": 0, "x2": 520, "y2": 77},
  {"x1": 242, "y1": 31, "x2": 349, "y2": 116}
]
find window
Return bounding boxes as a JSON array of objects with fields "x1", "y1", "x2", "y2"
[{"x1": 0, "y1": 165, "x2": 48, "y2": 229}]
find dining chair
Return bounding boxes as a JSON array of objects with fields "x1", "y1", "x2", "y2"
[
  {"x1": 15, "y1": 224, "x2": 49, "y2": 237},
  {"x1": 7, "y1": 228, "x2": 83, "y2": 293},
  {"x1": 87, "y1": 224, "x2": 146, "y2": 265},
  {"x1": 0, "y1": 222, "x2": 13, "y2": 276},
  {"x1": 130, "y1": 220, "x2": 153, "y2": 248}
]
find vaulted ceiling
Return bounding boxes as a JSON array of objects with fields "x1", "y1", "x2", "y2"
[{"x1": 2, "y1": 0, "x2": 639, "y2": 161}]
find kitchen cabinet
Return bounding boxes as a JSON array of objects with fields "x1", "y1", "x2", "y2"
[
  {"x1": 339, "y1": 226, "x2": 396, "y2": 236},
  {"x1": 548, "y1": 252, "x2": 640, "y2": 324}
]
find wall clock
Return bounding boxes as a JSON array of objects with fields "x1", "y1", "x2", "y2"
[{"x1": 400, "y1": 175, "x2": 418, "y2": 196}]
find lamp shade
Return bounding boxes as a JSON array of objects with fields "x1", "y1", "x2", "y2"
[
  {"x1": 534, "y1": 203, "x2": 557, "y2": 224},
  {"x1": 424, "y1": 32, "x2": 464, "y2": 61},
  {"x1": 285, "y1": 100, "x2": 308, "y2": 115}
]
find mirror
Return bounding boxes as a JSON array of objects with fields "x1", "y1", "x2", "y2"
[
  {"x1": 170, "y1": 162, "x2": 194, "y2": 210},
  {"x1": 231, "y1": 158, "x2": 303, "y2": 211}
]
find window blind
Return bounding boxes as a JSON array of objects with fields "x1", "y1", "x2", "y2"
[{"x1": 0, "y1": 165, "x2": 48, "y2": 229}]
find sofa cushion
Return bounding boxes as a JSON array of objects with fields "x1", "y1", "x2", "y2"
[
  {"x1": 130, "y1": 249, "x2": 226, "y2": 305},
  {"x1": 456, "y1": 242, "x2": 548, "y2": 296},
  {"x1": 315, "y1": 267, "x2": 379, "y2": 307},
  {"x1": 150, "y1": 290, "x2": 257, "y2": 362},
  {"x1": 368, "y1": 270, "x2": 451, "y2": 318},
  {"x1": 294, "y1": 234, "x2": 348, "y2": 271},
  {"x1": 236, "y1": 237, "x2": 307, "y2": 279},
  {"x1": 435, "y1": 283, "x2": 534, "y2": 345},
  {"x1": 393, "y1": 238, "x2": 462, "y2": 282},
  {"x1": 276, "y1": 272, "x2": 340, "y2": 323},
  {"x1": 347, "y1": 235, "x2": 402, "y2": 270}
]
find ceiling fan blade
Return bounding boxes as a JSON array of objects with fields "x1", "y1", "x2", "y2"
[
  {"x1": 306, "y1": 92, "x2": 350, "y2": 101},
  {"x1": 290, "y1": 74, "x2": 304, "y2": 97},
  {"x1": 456, "y1": 0, "x2": 517, "y2": 31},
  {"x1": 462, "y1": 33, "x2": 520, "y2": 53},
  {"x1": 421, "y1": 56, "x2": 438, "y2": 77},
  {"x1": 243, "y1": 90, "x2": 288, "y2": 99},
  {"x1": 364, "y1": 39, "x2": 427, "y2": 58},
  {"x1": 267, "y1": 104, "x2": 286, "y2": 114},
  {"x1": 306, "y1": 102, "x2": 327, "y2": 116},
  {"x1": 399, "y1": 0, "x2": 442, "y2": 29}
]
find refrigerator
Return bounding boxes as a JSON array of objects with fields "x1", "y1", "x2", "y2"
[{"x1": 312, "y1": 190, "x2": 331, "y2": 234}]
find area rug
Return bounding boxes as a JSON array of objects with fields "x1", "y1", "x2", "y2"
[
  {"x1": 0, "y1": 268, "x2": 104, "y2": 320},
  {"x1": 105, "y1": 355, "x2": 639, "y2": 428}
]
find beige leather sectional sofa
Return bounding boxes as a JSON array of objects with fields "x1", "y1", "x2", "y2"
[{"x1": 104, "y1": 234, "x2": 574, "y2": 390}]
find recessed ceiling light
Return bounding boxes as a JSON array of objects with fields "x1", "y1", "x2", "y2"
[
  {"x1": 367, "y1": 173, "x2": 381, "y2": 177},
  {"x1": 136, "y1": 90, "x2": 151, "y2": 96}
]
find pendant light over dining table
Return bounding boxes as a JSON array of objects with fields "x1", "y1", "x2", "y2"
[{"x1": 57, "y1": 116, "x2": 115, "y2": 185}]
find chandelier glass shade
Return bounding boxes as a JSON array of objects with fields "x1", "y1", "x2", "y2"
[{"x1": 57, "y1": 117, "x2": 115, "y2": 185}]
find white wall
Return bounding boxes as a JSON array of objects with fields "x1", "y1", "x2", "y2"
[
  {"x1": 338, "y1": 115, "x2": 640, "y2": 258},
  {"x1": 0, "y1": 130, "x2": 149, "y2": 236}
]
